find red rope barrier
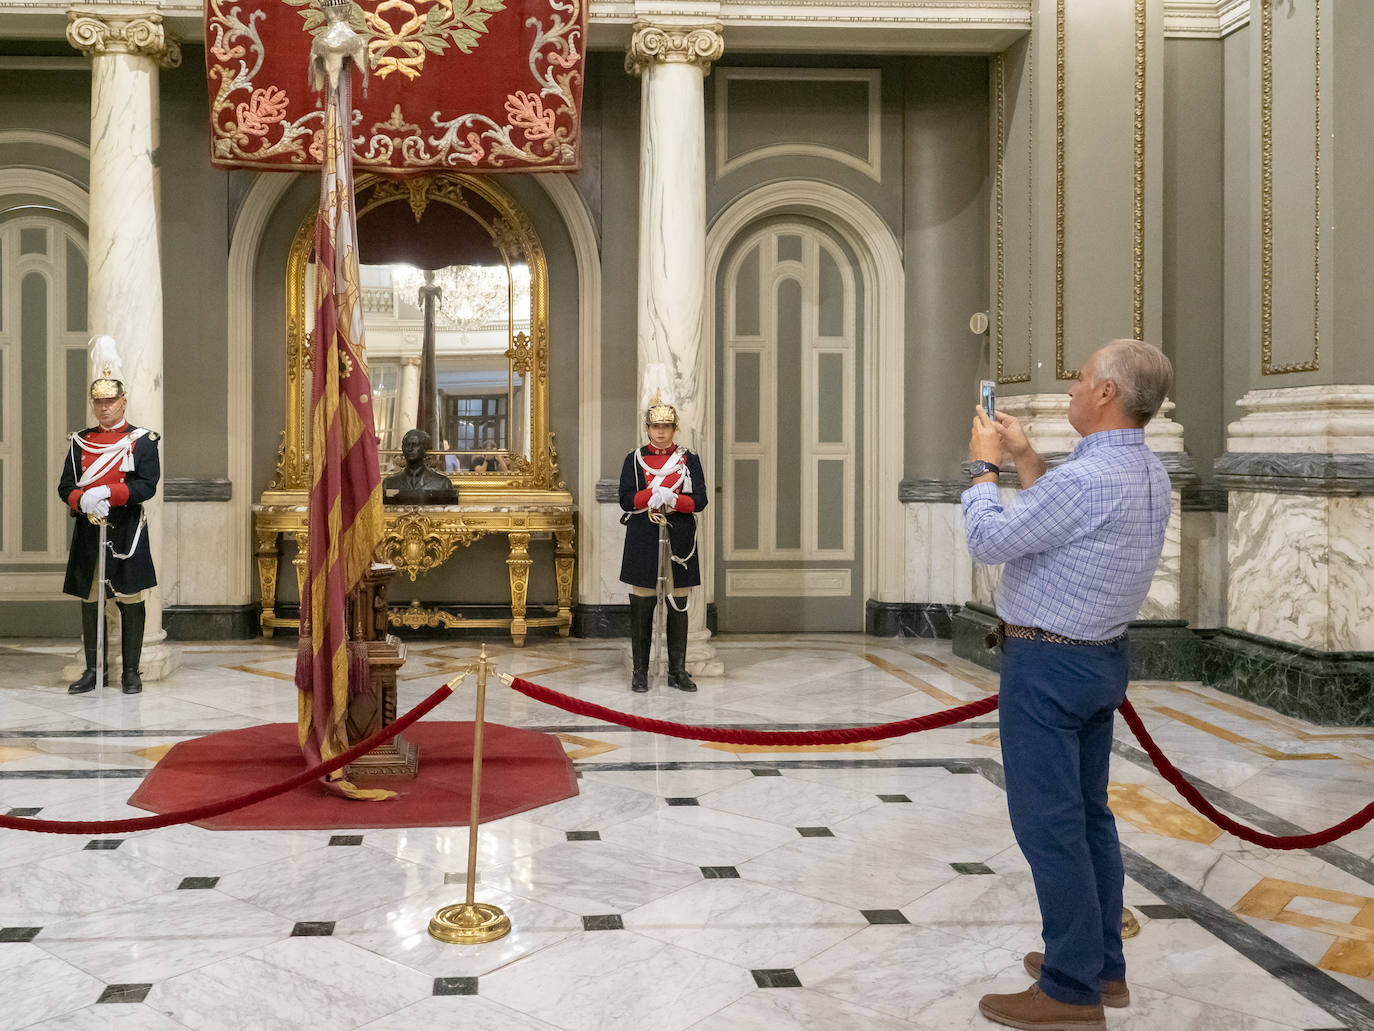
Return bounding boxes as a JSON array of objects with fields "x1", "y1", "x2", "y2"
[
  {"x1": 1119, "y1": 699, "x2": 1374, "y2": 850},
  {"x1": 507, "y1": 677, "x2": 1374, "y2": 850},
  {"x1": 506, "y1": 676, "x2": 1000, "y2": 745},
  {"x1": 0, "y1": 681, "x2": 457, "y2": 835}
]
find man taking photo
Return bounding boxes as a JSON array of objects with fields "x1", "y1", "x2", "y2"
[{"x1": 963, "y1": 339, "x2": 1173, "y2": 1031}]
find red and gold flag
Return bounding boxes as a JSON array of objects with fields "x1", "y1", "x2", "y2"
[{"x1": 295, "y1": 60, "x2": 389, "y2": 800}]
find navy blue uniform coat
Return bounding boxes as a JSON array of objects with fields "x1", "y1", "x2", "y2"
[
  {"x1": 57, "y1": 426, "x2": 160, "y2": 598},
  {"x1": 618, "y1": 447, "x2": 707, "y2": 590}
]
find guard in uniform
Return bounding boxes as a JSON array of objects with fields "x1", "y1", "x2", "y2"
[
  {"x1": 619, "y1": 396, "x2": 707, "y2": 693},
  {"x1": 57, "y1": 336, "x2": 160, "y2": 694}
]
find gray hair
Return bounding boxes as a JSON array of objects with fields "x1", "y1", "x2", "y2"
[{"x1": 1090, "y1": 339, "x2": 1173, "y2": 426}]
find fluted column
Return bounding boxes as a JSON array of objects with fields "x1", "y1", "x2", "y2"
[
  {"x1": 627, "y1": 22, "x2": 723, "y2": 676},
  {"x1": 397, "y1": 354, "x2": 421, "y2": 443},
  {"x1": 68, "y1": 8, "x2": 180, "y2": 679}
]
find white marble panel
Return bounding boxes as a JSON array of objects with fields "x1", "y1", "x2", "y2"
[
  {"x1": 37, "y1": 889, "x2": 290, "y2": 982},
  {"x1": 1140, "y1": 490, "x2": 1182, "y2": 620},
  {"x1": 162, "y1": 503, "x2": 237, "y2": 606},
  {"x1": 145, "y1": 936, "x2": 432, "y2": 1031},
  {"x1": 1181, "y1": 509, "x2": 1228, "y2": 628},
  {"x1": 483, "y1": 839, "x2": 702, "y2": 915},
  {"x1": 599, "y1": 805, "x2": 797, "y2": 867},
  {"x1": 905, "y1": 502, "x2": 973, "y2": 605},
  {"x1": 0, "y1": 945, "x2": 104, "y2": 1030},
  {"x1": 737, "y1": 835, "x2": 960, "y2": 911},
  {"x1": 625, "y1": 878, "x2": 867, "y2": 968},
  {"x1": 21, "y1": 1004, "x2": 192, "y2": 1030},
  {"x1": 1227, "y1": 491, "x2": 1330, "y2": 649},
  {"x1": 597, "y1": 502, "x2": 627, "y2": 604},
  {"x1": 1327, "y1": 495, "x2": 1374, "y2": 651},
  {"x1": 689, "y1": 988, "x2": 917, "y2": 1031},
  {"x1": 480, "y1": 930, "x2": 753, "y2": 1031},
  {"x1": 357, "y1": 995, "x2": 563, "y2": 1031}
]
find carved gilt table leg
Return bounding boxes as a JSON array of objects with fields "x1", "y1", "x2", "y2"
[
  {"x1": 255, "y1": 526, "x2": 281, "y2": 637},
  {"x1": 507, "y1": 530, "x2": 532, "y2": 647},
  {"x1": 293, "y1": 532, "x2": 309, "y2": 629},
  {"x1": 554, "y1": 526, "x2": 575, "y2": 637}
]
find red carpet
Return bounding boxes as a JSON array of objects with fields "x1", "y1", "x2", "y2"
[{"x1": 128, "y1": 722, "x2": 578, "y2": 831}]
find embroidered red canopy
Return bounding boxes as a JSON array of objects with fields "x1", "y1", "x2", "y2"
[{"x1": 204, "y1": 0, "x2": 585, "y2": 173}]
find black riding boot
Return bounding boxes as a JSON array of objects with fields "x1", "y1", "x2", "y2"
[
  {"x1": 628, "y1": 594, "x2": 655, "y2": 692},
  {"x1": 68, "y1": 602, "x2": 102, "y2": 694},
  {"x1": 666, "y1": 602, "x2": 696, "y2": 692},
  {"x1": 116, "y1": 600, "x2": 146, "y2": 694}
]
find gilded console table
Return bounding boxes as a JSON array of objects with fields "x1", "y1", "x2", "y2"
[{"x1": 253, "y1": 493, "x2": 575, "y2": 646}]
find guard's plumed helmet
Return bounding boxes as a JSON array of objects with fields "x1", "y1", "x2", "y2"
[
  {"x1": 88, "y1": 335, "x2": 126, "y2": 400},
  {"x1": 644, "y1": 391, "x2": 678, "y2": 427}
]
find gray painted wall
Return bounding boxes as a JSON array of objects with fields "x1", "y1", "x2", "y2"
[
  {"x1": 1163, "y1": 39, "x2": 1224, "y2": 477},
  {"x1": 1331, "y1": 9, "x2": 1374, "y2": 384},
  {"x1": 902, "y1": 57, "x2": 989, "y2": 481},
  {"x1": 161, "y1": 46, "x2": 230, "y2": 480}
]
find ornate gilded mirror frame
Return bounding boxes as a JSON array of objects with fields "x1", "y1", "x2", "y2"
[{"x1": 270, "y1": 172, "x2": 560, "y2": 495}]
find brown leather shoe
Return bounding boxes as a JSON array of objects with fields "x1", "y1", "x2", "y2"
[
  {"x1": 1023, "y1": 952, "x2": 1130, "y2": 1008},
  {"x1": 978, "y1": 984, "x2": 1106, "y2": 1030}
]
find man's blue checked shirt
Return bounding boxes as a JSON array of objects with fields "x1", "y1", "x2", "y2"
[{"x1": 961, "y1": 428, "x2": 1171, "y2": 641}]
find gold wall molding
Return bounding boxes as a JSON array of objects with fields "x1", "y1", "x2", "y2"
[
  {"x1": 993, "y1": 43, "x2": 1032, "y2": 385},
  {"x1": 1054, "y1": 0, "x2": 1067, "y2": 378},
  {"x1": 1260, "y1": 0, "x2": 1321, "y2": 376},
  {"x1": 1132, "y1": 0, "x2": 1146, "y2": 340}
]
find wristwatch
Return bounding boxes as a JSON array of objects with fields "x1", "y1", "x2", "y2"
[{"x1": 969, "y1": 460, "x2": 1001, "y2": 480}]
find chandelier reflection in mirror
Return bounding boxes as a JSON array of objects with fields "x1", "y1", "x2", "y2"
[{"x1": 389, "y1": 264, "x2": 533, "y2": 333}]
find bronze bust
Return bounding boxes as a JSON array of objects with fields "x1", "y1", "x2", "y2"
[{"x1": 383, "y1": 429, "x2": 458, "y2": 504}]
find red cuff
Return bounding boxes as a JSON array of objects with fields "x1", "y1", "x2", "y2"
[
  {"x1": 68, "y1": 490, "x2": 84, "y2": 513},
  {"x1": 633, "y1": 488, "x2": 651, "y2": 509},
  {"x1": 108, "y1": 483, "x2": 130, "y2": 507},
  {"x1": 674, "y1": 495, "x2": 695, "y2": 514}
]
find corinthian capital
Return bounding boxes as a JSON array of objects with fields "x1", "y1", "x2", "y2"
[
  {"x1": 66, "y1": 9, "x2": 182, "y2": 68},
  {"x1": 625, "y1": 22, "x2": 724, "y2": 76}
]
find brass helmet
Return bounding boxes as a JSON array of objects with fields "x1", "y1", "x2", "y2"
[
  {"x1": 644, "y1": 390, "x2": 678, "y2": 427},
  {"x1": 88, "y1": 335, "x2": 126, "y2": 400}
]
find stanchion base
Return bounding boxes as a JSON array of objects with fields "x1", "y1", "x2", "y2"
[
  {"x1": 428, "y1": 902, "x2": 511, "y2": 944},
  {"x1": 1121, "y1": 907, "x2": 1140, "y2": 940}
]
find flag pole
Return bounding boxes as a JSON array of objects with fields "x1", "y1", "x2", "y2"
[{"x1": 429, "y1": 645, "x2": 511, "y2": 944}]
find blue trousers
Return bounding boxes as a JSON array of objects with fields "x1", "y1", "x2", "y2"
[{"x1": 999, "y1": 635, "x2": 1130, "y2": 1007}]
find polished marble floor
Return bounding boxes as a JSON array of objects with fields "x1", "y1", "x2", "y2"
[{"x1": 1, "y1": 633, "x2": 1373, "y2": 1030}]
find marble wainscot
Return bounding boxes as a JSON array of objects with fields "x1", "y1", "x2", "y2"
[
  {"x1": 1208, "y1": 386, "x2": 1374, "y2": 725},
  {"x1": 950, "y1": 394, "x2": 1200, "y2": 679},
  {"x1": 870, "y1": 478, "x2": 971, "y2": 637}
]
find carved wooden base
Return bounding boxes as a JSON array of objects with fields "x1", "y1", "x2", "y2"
[{"x1": 346, "y1": 735, "x2": 420, "y2": 779}]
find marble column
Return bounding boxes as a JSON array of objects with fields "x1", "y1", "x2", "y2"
[
  {"x1": 67, "y1": 8, "x2": 180, "y2": 680},
  {"x1": 396, "y1": 354, "x2": 421, "y2": 443},
  {"x1": 626, "y1": 22, "x2": 724, "y2": 676}
]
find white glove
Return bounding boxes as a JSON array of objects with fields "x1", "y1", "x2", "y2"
[
  {"x1": 92, "y1": 497, "x2": 111, "y2": 519},
  {"x1": 650, "y1": 484, "x2": 677, "y2": 510},
  {"x1": 78, "y1": 485, "x2": 111, "y2": 517},
  {"x1": 87, "y1": 485, "x2": 111, "y2": 504}
]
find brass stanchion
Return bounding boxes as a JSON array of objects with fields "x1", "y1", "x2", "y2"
[
  {"x1": 429, "y1": 645, "x2": 512, "y2": 944},
  {"x1": 1121, "y1": 907, "x2": 1140, "y2": 940}
]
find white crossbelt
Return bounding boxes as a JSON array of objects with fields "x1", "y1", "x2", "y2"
[
  {"x1": 69, "y1": 427, "x2": 150, "y2": 560},
  {"x1": 633, "y1": 447, "x2": 696, "y2": 567}
]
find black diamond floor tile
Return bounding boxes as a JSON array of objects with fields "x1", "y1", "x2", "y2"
[
  {"x1": 700, "y1": 866, "x2": 740, "y2": 879},
  {"x1": 433, "y1": 976, "x2": 478, "y2": 996},
  {"x1": 96, "y1": 984, "x2": 152, "y2": 1004},
  {"x1": 951, "y1": 862, "x2": 994, "y2": 875},
  {"x1": 796, "y1": 826, "x2": 834, "y2": 838},
  {"x1": 328, "y1": 835, "x2": 364, "y2": 846},
  {"x1": 877, "y1": 794, "x2": 912, "y2": 803},
  {"x1": 0, "y1": 927, "x2": 41, "y2": 943},
  {"x1": 1137, "y1": 904, "x2": 1187, "y2": 920},
  {"x1": 177, "y1": 877, "x2": 220, "y2": 890},
  {"x1": 83, "y1": 839, "x2": 123, "y2": 851},
  {"x1": 566, "y1": 830, "x2": 601, "y2": 841},
  {"x1": 751, "y1": 968, "x2": 802, "y2": 988},
  {"x1": 581, "y1": 914, "x2": 624, "y2": 931},
  {"x1": 290, "y1": 921, "x2": 336, "y2": 937},
  {"x1": 664, "y1": 797, "x2": 699, "y2": 806},
  {"x1": 861, "y1": 909, "x2": 909, "y2": 925}
]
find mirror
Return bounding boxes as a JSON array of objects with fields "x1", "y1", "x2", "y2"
[{"x1": 271, "y1": 172, "x2": 561, "y2": 495}]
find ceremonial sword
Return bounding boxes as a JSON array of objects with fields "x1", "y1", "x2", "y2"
[{"x1": 90, "y1": 513, "x2": 108, "y2": 697}]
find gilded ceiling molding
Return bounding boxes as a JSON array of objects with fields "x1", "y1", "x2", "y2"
[
  {"x1": 625, "y1": 22, "x2": 725, "y2": 75},
  {"x1": 1260, "y1": 0, "x2": 1321, "y2": 375},
  {"x1": 65, "y1": 10, "x2": 182, "y2": 68}
]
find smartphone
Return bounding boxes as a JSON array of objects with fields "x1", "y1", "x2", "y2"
[{"x1": 979, "y1": 380, "x2": 996, "y2": 421}]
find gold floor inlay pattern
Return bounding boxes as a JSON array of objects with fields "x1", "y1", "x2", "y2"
[
  {"x1": 1234, "y1": 877, "x2": 1374, "y2": 980},
  {"x1": 1149, "y1": 706, "x2": 1340, "y2": 762},
  {"x1": 555, "y1": 733, "x2": 620, "y2": 760},
  {"x1": 1107, "y1": 782, "x2": 1222, "y2": 845}
]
